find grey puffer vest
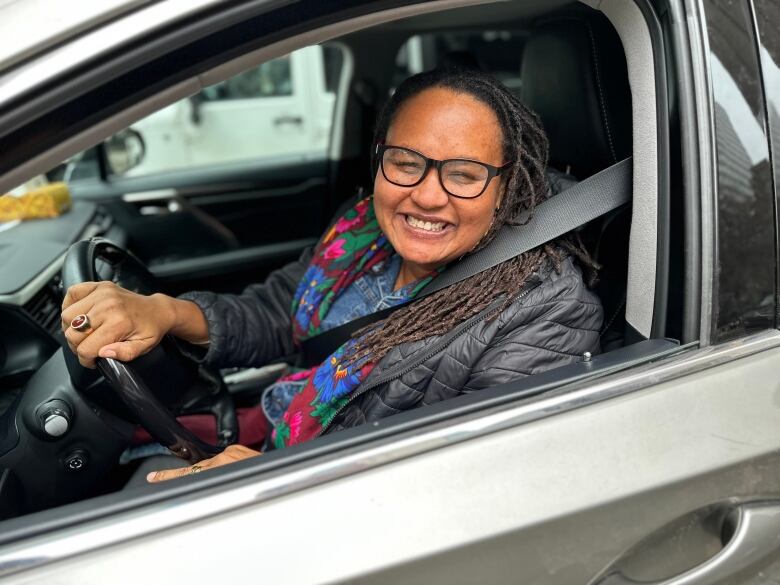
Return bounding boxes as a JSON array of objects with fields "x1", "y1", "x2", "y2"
[
  {"x1": 323, "y1": 254, "x2": 602, "y2": 434},
  {"x1": 181, "y1": 250, "x2": 602, "y2": 436}
]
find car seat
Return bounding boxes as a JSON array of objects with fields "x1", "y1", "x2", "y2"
[{"x1": 520, "y1": 11, "x2": 633, "y2": 350}]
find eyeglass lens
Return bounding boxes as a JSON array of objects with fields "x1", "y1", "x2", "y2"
[{"x1": 382, "y1": 147, "x2": 490, "y2": 198}]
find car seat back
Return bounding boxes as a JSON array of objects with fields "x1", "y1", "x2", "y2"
[{"x1": 521, "y1": 11, "x2": 633, "y2": 348}]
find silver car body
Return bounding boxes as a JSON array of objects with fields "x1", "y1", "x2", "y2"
[{"x1": 0, "y1": 0, "x2": 778, "y2": 583}]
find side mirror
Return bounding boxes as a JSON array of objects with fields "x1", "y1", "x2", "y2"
[{"x1": 105, "y1": 128, "x2": 146, "y2": 176}]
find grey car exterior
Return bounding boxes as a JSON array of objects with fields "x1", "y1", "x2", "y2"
[{"x1": 0, "y1": 0, "x2": 779, "y2": 583}]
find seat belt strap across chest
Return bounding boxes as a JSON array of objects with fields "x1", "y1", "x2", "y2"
[{"x1": 301, "y1": 157, "x2": 632, "y2": 366}]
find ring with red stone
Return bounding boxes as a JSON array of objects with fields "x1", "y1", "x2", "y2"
[{"x1": 70, "y1": 314, "x2": 91, "y2": 332}]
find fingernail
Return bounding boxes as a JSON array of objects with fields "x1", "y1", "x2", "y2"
[
  {"x1": 101, "y1": 349, "x2": 117, "y2": 358},
  {"x1": 146, "y1": 472, "x2": 157, "y2": 483}
]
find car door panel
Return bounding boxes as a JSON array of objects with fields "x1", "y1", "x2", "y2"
[
  {"x1": 64, "y1": 39, "x2": 341, "y2": 292},
  {"x1": 4, "y1": 335, "x2": 779, "y2": 584},
  {"x1": 149, "y1": 238, "x2": 317, "y2": 295},
  {"x1": 3, "y1": 0, "x2": 780, "y2": 582},
  {"x1": 183, "y1": 173, "x2": 327, "y2": 248},
  {"x1": 71, "y1": 157, "x2": 330, "y2": 290}
]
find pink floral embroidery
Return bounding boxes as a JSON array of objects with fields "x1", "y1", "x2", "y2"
[
  {"x1": 284, "y1": 409, "x2": 304, "y2": 443},
  {"x1": 282, "y1": 368, "x2": 315, "y2": 382},
  {"x1": 278, "y1": 196, "x2": 436, "y2": 448},
  {"x1": 323, "y1": 238, "x2": 346, "y2": 260},
  {"x1": 334, "y1": 215, "x2": 362, "y2": 233}
]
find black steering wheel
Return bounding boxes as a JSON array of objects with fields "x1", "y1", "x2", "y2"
[{"x1": 61, "y1": 238, "x2": 232, "y2": 463}]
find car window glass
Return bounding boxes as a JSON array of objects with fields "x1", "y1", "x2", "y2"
[
  {"x1": 701, "y1": 0, "x2": 776, "y2": 340},
  {"x1": 752, "y1": 0, "x2": 780, "y2": 327},
  {"x1": 201, "y1": 56, "x2": 293, "y2": 100},
  {"x1": 86, "y1": 44, "x2": 344, "y2": 178}
]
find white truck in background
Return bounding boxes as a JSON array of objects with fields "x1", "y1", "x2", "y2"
[{"x1": 114, "y1": 45, "x2": 338, "y2": 176}]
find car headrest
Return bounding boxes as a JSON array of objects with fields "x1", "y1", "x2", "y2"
[{"x1": 520, "y1": 15, "x2": 632, "y2": 178}]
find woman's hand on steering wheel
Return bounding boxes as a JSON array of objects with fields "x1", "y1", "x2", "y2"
[
  {"x1": 61, "y1": 281, "x2": 179, "y2": 368},
  {"x1": 62, "y1": 281, "x2": 211, "y2": 368},
  {"x1": 146, "y1": 444, "x2": 262, "y2": 483}
]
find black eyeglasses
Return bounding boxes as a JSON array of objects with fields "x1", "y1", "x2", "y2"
[{"x1": 376, "y1": 144, "x2": 511, "y2": 199}]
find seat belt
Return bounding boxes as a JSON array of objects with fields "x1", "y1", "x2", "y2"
[{"x1": 301, "y1": 157, "x2": 632, "y2": 366}]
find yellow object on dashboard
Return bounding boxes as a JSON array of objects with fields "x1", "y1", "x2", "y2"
[{"x1": 0, "y1": 182, "x2": 72, "y2": 222}]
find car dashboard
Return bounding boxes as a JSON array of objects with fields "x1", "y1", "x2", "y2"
[{"x1": 0, "y1": 201, "x2": 126, "y2": 410}]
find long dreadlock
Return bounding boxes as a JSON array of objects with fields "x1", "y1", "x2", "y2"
[{"x1": 350, "y1": 68, "x2": 597, "y2": 363}]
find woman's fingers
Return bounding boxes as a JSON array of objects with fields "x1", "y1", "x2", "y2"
[
  {"x1": 219, "y1": 444, "x2": 262, "y2": 462},
  {"x1": 63, "y1": 308, "x2": 109, "y2": 368},
  {"x1": 85, "y1": 337, "x2": 154, "y2": 368},
  {"x1": 62, "y1": 308, "x2": 133, "y2": 368},
  {"x1": 64, "y1": 324, "x2": 108, "y2": 369},
  {"x1": 62, "y1": 302, "x2": 103, "y2": 335},
  {"x1": 146, "y1": 445, "x2": 262, "y2": 483},
  {"x1": 61, "y1": 282, "x2": 104, "y2": 331},
  {"x1": 62, "y1": 281, "x2": 100, "y2": 311},
  {"x1": 61, "y1": 281, "x2": 122, "y2": 333},
  {"x1": 146, "y1": 465, "x2": 206, "y2": 483},
  {"x1": 97, "y1": 338, "x2": 154, "y2": 362},
  {"x1": 60, "y1": 282, "x2": 176, "y2": 367},
  {"x1": 61, "y1": 296, "x2": 97, "y2": 332}
]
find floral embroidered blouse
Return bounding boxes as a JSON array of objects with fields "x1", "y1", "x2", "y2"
[
  {"x1": 269, "y1": 197, "x2": 435, "y2": 448},
  {"x1": 261, "y1": 253, "x2": 407, "y2": 424}
]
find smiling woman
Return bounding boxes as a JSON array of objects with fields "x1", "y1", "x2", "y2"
[
  {"x1": 374, "y1": 88, "x2": 506, "y2": 282},
  {"x1": 60, "y1": 68, "x2": 603, "y2": 479}
]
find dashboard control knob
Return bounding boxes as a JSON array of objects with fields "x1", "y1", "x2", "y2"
[
  {"x1": 43, "y1": 413, "x2": 69, "y2": 437},
  {"x1": 36, "y1": 399, "x2": 73, "y2": 439}
]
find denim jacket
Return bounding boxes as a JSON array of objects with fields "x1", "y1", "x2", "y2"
[{"x1": 262, "y1": 254, "x2": 406, "y2": 424}]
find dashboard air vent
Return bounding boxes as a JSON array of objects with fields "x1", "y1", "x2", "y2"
[{"x1": 23, "y1": 278, "x2": 62, "y2": 336}]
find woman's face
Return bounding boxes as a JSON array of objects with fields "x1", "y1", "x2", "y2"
[{"x1": 373, "y1": 87, "x2": 505, "y2": 275}]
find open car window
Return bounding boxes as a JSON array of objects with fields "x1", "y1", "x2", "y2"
[
  {"x1": 1, "y1": 0, "x2": 656, "y2": 517},
  {"x1": 43, "y1": 45, "x2": 346, "y2": 183}
]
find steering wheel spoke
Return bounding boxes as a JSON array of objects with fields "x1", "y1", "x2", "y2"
[
  {"x1": 61, "y1": 237, "x2": 236, "y2": 463},
  {"x1": 97, "y1": 358, "x2": 220, "y2": 463}
]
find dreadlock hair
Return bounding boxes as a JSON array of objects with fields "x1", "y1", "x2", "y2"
[{"x1": 349, "y1": 67, "x2": 597, "y2": 364}]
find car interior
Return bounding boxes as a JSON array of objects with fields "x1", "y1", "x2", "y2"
[{"x1": 0, "y1": 0, "x2": 687, "y2": 529}]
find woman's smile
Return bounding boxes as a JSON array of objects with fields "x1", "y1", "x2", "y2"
[
  {"x1": 399, "y1": 212, "x2": 455, "y2": 235},
  {"x1": 373, "y1": 86, "x2": 505, "y2": 287}
]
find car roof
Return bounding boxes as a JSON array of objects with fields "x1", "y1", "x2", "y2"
[{"x1": 0, "y1": 0, "x2": 153, "y2": 72}]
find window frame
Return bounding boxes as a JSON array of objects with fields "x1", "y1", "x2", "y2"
[
  {"x1": 0, "y1": 0, "x2": 749, "y2": 573},
  {"x1": 749, "y1": 0, "x2": 780, "y2": 329}
]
